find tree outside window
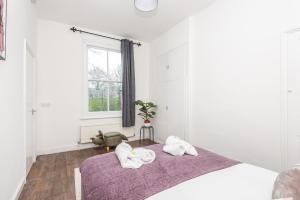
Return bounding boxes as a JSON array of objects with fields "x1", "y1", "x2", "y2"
[{"x1": 87, "y1": 47, "x2": 122, "y2": 112}]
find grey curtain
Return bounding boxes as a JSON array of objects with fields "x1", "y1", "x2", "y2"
[{"x1": 121, "y1": 39, "x2": 135, "y2": 127}]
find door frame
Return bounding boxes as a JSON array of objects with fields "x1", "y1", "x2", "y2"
[
  {"x1": 23, "y1": 39, "x2": 37, "y2": 177},
  {"x1": 280, "y1": 27, "x2": 300, "y2": 170}
]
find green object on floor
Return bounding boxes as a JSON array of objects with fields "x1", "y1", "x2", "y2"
[
  {"x1": 91, "y1": 130, "x2": 128, "y2": 151},
  {"x1": 91, "y1": 131, "x2": 104, "y2": 146}
]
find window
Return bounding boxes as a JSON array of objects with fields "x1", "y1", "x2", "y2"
[{"x1": 87, "y1": 46, "x2": 122, "y2": 114}]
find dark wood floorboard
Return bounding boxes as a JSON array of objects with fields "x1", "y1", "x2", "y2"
[{"x1": 19, "y1": 140, "x2": 156, "y2": 200}]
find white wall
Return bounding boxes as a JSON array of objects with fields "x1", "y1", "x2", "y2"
[
  {"x1": 189, "y1": 0, "x2": 300, "y2": 171},
  {"x1": 149, "y1": 0, "x2": 300, "y2": 171},
  {"x1": 36, "y1": 19, "x2": 150, "y2": 154},
  {"x1": 0, "y1": 0, "x2": 36, "y2": 199}
]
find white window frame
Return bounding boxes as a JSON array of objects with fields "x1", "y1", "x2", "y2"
[{"x1": 83, "y1": 40, "x2": 122, "y2": 119}]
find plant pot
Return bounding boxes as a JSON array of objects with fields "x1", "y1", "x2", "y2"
[{"x1": 144, "y1": 121, "x2": 151, "y2": 127}]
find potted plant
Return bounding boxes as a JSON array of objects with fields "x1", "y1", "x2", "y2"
[{"x1": 135, "y1": 100, "x2": 157, "y2": 127}]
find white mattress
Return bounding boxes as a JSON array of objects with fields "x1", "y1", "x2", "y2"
[{"x1": 147, "y1": 163, "x2": 277, "y2": 200}]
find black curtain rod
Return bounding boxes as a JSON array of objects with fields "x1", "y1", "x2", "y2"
[{"x1": 70, "y1": 27, "x2": 142, "y2": 47}]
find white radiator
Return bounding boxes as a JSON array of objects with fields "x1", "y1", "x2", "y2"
[{"x1": 80, "y1": 119, "x2": 135, "y2": 144}]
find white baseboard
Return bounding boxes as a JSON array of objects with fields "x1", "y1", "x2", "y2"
[
  {"x1": 128, "y1": 135, "x2": 139, "y2": 142},
  {"x1": 37, "y1": 143, "x2": 97, "y2": 156},
  {"x1": 37, "y1": 137, "x2": 158, "y2": 156},
  {"x1": 11, "y1": 176, "x2": 26, "y2": 200}
]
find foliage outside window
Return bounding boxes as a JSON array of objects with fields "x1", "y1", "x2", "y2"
[{"x1": 87, "y1": 46, "x2": 122, "y2": 113}]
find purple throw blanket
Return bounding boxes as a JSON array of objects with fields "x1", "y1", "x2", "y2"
[{"x1": 80, "y1": 144, "x2": 240, "y2": 200}]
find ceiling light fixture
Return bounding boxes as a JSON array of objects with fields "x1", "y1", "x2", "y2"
[{"x1": 134, "y1": 0, "x2": 158, "y2": 12}]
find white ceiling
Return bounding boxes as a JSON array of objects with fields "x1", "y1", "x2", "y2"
[{"x1": 36, "y1": 0, "x2": 213, "y2": 41}]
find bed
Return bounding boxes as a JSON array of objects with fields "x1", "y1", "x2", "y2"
[{"x1": 77, "y1": 144, "x2": 277, "y2": 200}]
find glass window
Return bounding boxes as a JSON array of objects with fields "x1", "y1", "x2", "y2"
[{"x1": 87, "y1": 46, "x2": 122, "y2": 113}]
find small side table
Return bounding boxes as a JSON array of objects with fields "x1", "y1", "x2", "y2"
[{"x1": 139, "y1": 126, "x2": 154, "y2": 142}]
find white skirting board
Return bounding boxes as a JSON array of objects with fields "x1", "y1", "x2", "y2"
[
  {"x1": 11, "y1": 176, "x2": 26, "y2": 200},
  {"x1": 37, "y1": 143, "x2": 97, "y2": 156},
  {"x1": 37, "y1": 136, "x2": 141, "y2": 156}
]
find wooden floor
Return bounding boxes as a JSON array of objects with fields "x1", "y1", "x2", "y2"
[{"x1": 19, "y1": 140, "x2": 156, "y2": 200}]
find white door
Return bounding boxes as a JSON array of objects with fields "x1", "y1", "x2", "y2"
[
  {"x1": 156, "y1": 54, "x2": 169, "y2": 140},
  {"x1": 286, "y1": 31, "x2": 300, "y2": 168},
  {"x1": 166, "y1": 45, "x2": 186, "y2": 139},
  {"x1": 156, "y1": 44, "x2": 187, "y2": 141},
  {"x1": 24, "y1": 41, "x2": 36, "y2": 175}
]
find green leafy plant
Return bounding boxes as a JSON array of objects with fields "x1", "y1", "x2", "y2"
[{"x1": 134, "y1": 100, "x2": 157, "y2": 123}]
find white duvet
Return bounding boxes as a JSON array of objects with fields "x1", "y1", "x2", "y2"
[{"x1": 147, "y1": 163, "x2": 277, "y2": 200}]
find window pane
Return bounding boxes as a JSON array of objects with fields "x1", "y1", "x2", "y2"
[
  {"x1": 109, "y1": 83, "x2": 122, "y2": 111},
  {"x1": 88, "y1": 81, "x2": 108, "y2": 112},
  {"x1": 88, "y1": 47, "x2": 108, "y2": 80},
  {"x1": 108, "y1": 51, "x2": 122, "y2": 82}
]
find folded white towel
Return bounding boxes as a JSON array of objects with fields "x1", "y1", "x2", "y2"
[
  {"x1": 131, "y1": 148, "x2": 156, "y2": 164},
  {"x1": 115, "y1": 143, "x2": 156, "y2": 169},
  {"x1": 164, "y1": 136, "x2": 198, "y2": 156},
  {"x1": 115, "y1": 142, "x2": 143, "y2": 169},
  {"x1": 163, "y1": 143, "x2": 185, "y2": 156}
]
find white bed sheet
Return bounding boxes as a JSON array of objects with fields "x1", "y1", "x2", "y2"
[{"x1": 147, "y1": 163, "x2": 277, "y2": 200}]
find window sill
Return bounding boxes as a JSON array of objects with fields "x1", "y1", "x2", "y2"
[{"x1": 80, "y1": 114, "x2": 122, "y2": 120}]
